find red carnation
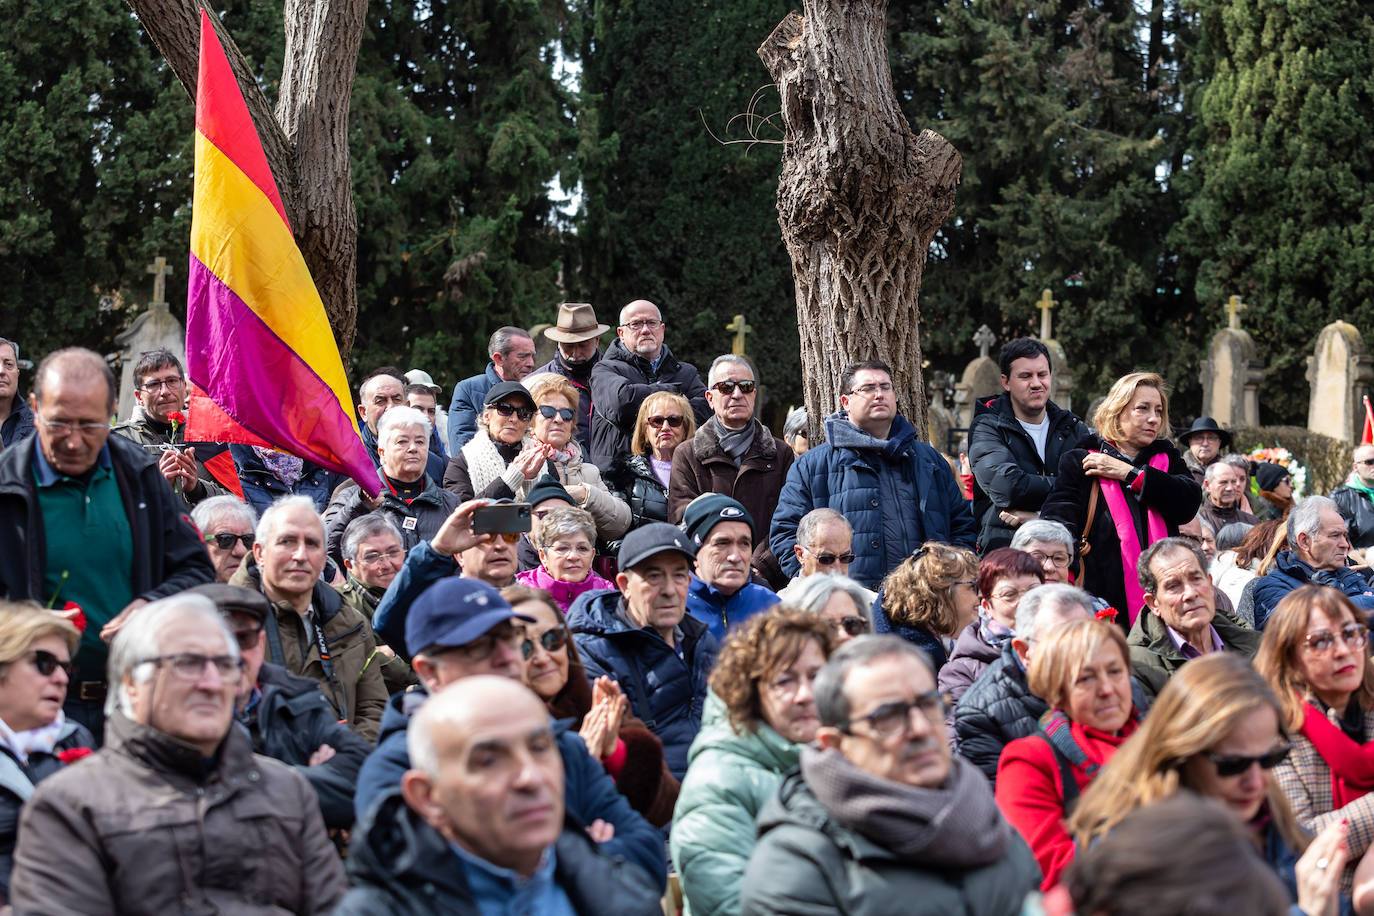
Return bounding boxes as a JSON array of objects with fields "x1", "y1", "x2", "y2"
[
  {"x1": 167, "y1": 411, "x2": 187, "y2": 427},
  {"x1": 52, "y1": 601, "x2": 85, "y2": 634},
  {"x1": 1095, "y1": 606, "x2": 1120, "y2": 622},
  {"x1": 56, "y1": 747, "x2": 93, "y2": 765}
]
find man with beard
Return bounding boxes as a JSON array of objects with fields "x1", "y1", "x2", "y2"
[{"x1": 533, "y1": 303, "x2": 610, "y2": 454}]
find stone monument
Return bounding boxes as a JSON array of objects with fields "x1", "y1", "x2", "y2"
[
  {"x1": 926, "y1": 370, "x2": 959, "y2": 454},
  {"x1": 1307, "y1": 320, "x2": 1374, "y2": 444},
  {"x1": 114, "y1": 256, "x2": 186, "y2": 421},
  {"x1": 953, "y1": 325, "x2": 1002, "y2": 428},
  {"x1": 1200, "y1": 294, "x2": 1263, "y2": 428},
  {"x1": 725, "y1": 314, "x2": 753, "y2": 357},
  {"x1": 1033, "y1": 289, "x2": 1075, "y2": 411}
]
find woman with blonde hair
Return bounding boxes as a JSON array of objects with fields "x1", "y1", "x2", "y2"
[
  {"x1": 995, "y1": 618, "x2": 1140, "y2": 889},
  {"x1": 1042, "y1": 371, "x2": 1201, "y2": 627},
  {"x1": 1071, "y1": 652, "x2": 1347, "y2": 913},
  {"x1": 605, "y1": 391, "x2": 697, "y2": 537},
  {"x1": 872, "y1": 542, "x2": 979, "y2": 669}
]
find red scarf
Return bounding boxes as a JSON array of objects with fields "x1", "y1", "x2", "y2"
[
  {"x1": 1299, "y1": 700, "x2": 1374, "y2": 808},
  {"x1": 1095, "y1": 449, "x2": 1170, "y2": 625}
]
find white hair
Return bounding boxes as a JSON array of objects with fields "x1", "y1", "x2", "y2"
[
  {"x1": 1014, "y1": 583, "x2": 1095, "y2": 642},
  {"x1": 256, "y1": 494, "x2": 323, "y2": 547},
  {"x1": 1011, "y1": 519, "x2": 1074, "y2": 552},
  {"x1": 190, "y1": 495, "x2": 258, "y2": 536},
  {"x1": 1288, "y1": 495, "x2": 1338, "y2": 550},
  {"x1": 106, "y1": 594, "x2": 237, "y2": 717},
  {"x1": 377, "y1": 405, "x2": 432, "y2": 443}
]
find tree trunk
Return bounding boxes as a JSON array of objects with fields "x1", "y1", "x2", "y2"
[
  {"x1": 122, "y1": 0, "x2": 364, "y2": 356},
  {"x1": 758, "y1": 3, "x2": 961, "y2": 444}
]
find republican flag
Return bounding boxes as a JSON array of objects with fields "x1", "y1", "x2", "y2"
[
  {"x1": 184, "y1": 9, "x2": 378, "y2": 495},
  {"x1": 1363, "y1": 396, "x2": 1373, "y2": 446}
]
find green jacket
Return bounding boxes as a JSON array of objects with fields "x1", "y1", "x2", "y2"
[
  {"x1": 1127, "y1": 605, "x2": 1261, "y2": 700},
  {"x1": 110, "y1": 406, "x2": 226, "y2": 509},
  {"x1": 333, "y1": 576, "x2": 419, "y2": 696},
  {"x1": 671, "y1": 692, "x2": 801, "y2": 916}
]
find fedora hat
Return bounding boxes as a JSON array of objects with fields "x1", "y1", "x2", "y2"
[
  {"x1": 544, "y1": 302, "x2": 610, "y2": 343},
  {"x1": 1178, "y1": 415, "x2": 1232, "y2": 449}
]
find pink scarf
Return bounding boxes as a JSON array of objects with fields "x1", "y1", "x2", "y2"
[{"x1": 1095, "y1": 449, "x2": 1170, "y2": 624}]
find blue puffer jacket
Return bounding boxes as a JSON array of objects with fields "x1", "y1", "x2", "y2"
[
  {"x1": 445, "y1": 362, "x2": 503, "y2": 455},
  {"x1": 1247, "y1": 550, "x2": 1374, "y2": 629},
  {"x1": 685, "y1": 577, "x2": 780, "y2": 642},
  {"x1": 566, "y1": 589, "x2": 718, "y2": 779},
  {"x1": 770, "y1": 411, "x2": 977, "y2": 589}
]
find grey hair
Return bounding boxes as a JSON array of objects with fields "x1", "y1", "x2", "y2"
[
  {"x1": 256, "y1": 494, "x2": 323, "y2": 546},
  {"x1": 1014, "y1": 583, "x2": 1095, "y2": 641},
  {"x1": 1220, "y1": 453, "x2": 1250, "y2": 472},
  {"x1": 1204, "y1": 458, "x2": 1246, "y2": 484},
  {"x1": 1288, "y1": 495, "x2": 1338, "y2": 550},
  {"x1": 813, "y1": 634, "x2": 933, "y2": 728},
  {"x1": 106, "y1": 594, "x2": 237, "y2": 717},
  {"x1": 536, "y1": 506, "x2": 597, "y2": 550},
  {"x1": 488, "y1": 326, "x2": 531, "y2": 359},
  {"x1": 1011, "y1": 519, "x2": 1075, "y2": 552},
  {"x1": 1137, "y1": 536, "x2": 1209, "y2": 595},
  {"x1": 707, "y1": 354, "x2": 755, "y2": 387},
  {"x1": 190, "y1": 495, "x2": 258, "y2": 537},
  {"x1": 341, "y1": 513, "x2": 403, "y2": 563},
  {"x1": 783, "y1": 407, "x2": 807, "y2": 443},
  {"x1": 776, "y1": 574, "x2": 873, "y2": 630},
  {"x1": 0, "y1": 338, "x2": 18, "y2": 362},
  {"x1": 377, "y1": 404, "x2": 431, "y2": 442},
  {"x1": 1216, "y1": 522, "x2": 1253, "y2": 551},
  {"x1": 797, "y1": 508, "x2": 850, "y2": 549}
]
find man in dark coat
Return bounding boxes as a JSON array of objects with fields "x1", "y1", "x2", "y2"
[
  {"x1": 0, "y1": 337, "x2": 34, "y2": 448},
  {"x1": 669, "y1": 353, "x2": 794, "y2": 586},
  {"x1": 771, "y1": 361, "x2": 977, "y2": 589},
  {"x1": 968, "y1": 338, "x2": 1089, "y2": 552},
  {"x1": 338, "y1": 677, "x2": 662, "y2": 915},
  {"x1": 0, "y1": 348, "x2": 215, "y2": 740},
  {"x1": 1197, "y1": 456, "x2": 1260, "y2": 533},
  {"x1": 1332, "y1": 443, "x2": 1374, "y2": 550},
  {"x1": 447, "y1": 328, "x2": 537, "y2": 454},
  {"x1": 588, "y1": 299, "x2": 709, "y2": 471},
  {"x1": 533, "y1": 302, "x2": 610, "y2": 454},
  {"x1": 1178, "y1": 415, "x2": 1231, "y2": 486}
]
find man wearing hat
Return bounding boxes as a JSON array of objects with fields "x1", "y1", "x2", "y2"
[
  {"x1": 533, "y1": 303, "x2": 610, "y2": 454},
  {"x1": 680, "y1": 493, "x2": 780, "y2": 640},
  {"x1": 1178, "y1": 416, "x2": 1232, "y2": 485},
  {"x1": 404, "y1": 370, "x2": 448, "y2": 459},
  {"x1": 354, "y1": 575, "x2": 667, "y2": 888},
  {"x1": 566, "y1": 522, "x2": 718, "y2": 779},
  {"x1": 188, "y1": 583, "x2": 371, "y2": 831}
]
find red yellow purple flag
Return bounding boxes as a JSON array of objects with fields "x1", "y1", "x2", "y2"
[{"x1": 184, "y1": 9, "x2": 378, "y2": 495}]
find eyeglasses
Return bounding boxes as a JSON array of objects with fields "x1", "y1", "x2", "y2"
[
  {"x1": 547, "y1": 542, "x2": 593, "y2": 557},
  {"x1": 230, "y1": 624, "x2": 264, "y2": 652},
  {"x1": 803, "y1": 545, "x2": 855, "y2": 566},
  {"x1": 360, "y1": 547, "x2": 405, "y2": 566},
  {"x1": 832, "y1": 616, "x2": 870, "y2": 637},
  {"x1": 840, "y1": 691, "x2": 945, "y2": 738},
  {"x1": 490, "y1": 532, "x2": 521, "y2": 544},
  {"x1": 440, "y1": 624, "x2": 524, "y2": 662},
  {"x1": 538, "y1": 405, "x2": 575, "y2": 422},
  {"x1": 1302, "y1": 623, "x2": 1368, "y2": 655},
  {"x1": 647, "y1": 415, "x2": 684, "y2": 429},
  {"x1": 521, "y1": 629, "x2": 569, "y2": 660},
  {"x1": 1203, "y1": 744, "x2": 1292, "y2": 778},
  {"x1": 491, "y1": 402, "x2": 535, "y2": 421},
  {"x1": 138, "y1": 377, "x2": 185, "y2": 392},
  {"x1": 1028, "y1": 550, "x2": 1072, "y2": 569},
  {"x1": 954, "y1": 578, "x2": 978, "y2": 589},
  {"x1": 710, "y1": 380, "x2": 757, "y2": 396},
  {"x1": 29, "y1": 649, "x2": 73, "y2": 679},
  {"x1": 38, "y1": 417, "x2": 109, "y2": 438},
  {"x1": 848, "y1": 382, "x2": 894, "y2": 396},
  {"x1": 148, "y1": 653, "x2": 244, "y2": 681},
  {"x1": 205, "y1": 532, "x2": 254, "y2": 551},
  {"x1": 1358, "y1": 459, "x2": 1374, "y2": 467},
  {"x1": 620, "y1": 319, "x2": 662, "y2": 331},
  {"x1": 990, "y1": 586, "x2": 1037, "y2": 603}
]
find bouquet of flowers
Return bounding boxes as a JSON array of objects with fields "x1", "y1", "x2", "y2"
[{"x1": 1246, "y1": 445, "x2": 1308, "y2": 499}]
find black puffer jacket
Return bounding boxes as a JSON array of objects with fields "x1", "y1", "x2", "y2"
[
  {"x1": 605, "y1": 454, "x2": 670, "y2": 536},
  {"x1": 968, "y1": 394, "x2": 1089, "y2": 551},
  {"x1": 0, "y1": 719, "x2": 92, "y2": 899},
  {"x1": 588, "y1": 339, "x2": 709, "y2": 471},
  {"x1": 1333, "y1": 483, "x2": 1374, "y2": 549},
  {"x1": 953, "y1": 642, "x2": 1047, "y2": 784},
  {"x1": 322, "y1": 469, "x2": 460, "y2": 569}
]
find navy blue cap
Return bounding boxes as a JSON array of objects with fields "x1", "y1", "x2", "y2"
[
  {"x1": 617, "y1": 522, "x2": 696, "y2": 571},
  {"x1": 680, "y1": 493, "x2": 754, "y2": 547},
  {"x1": 405, "y1": 577, "x2": 535, "y2": 657}
]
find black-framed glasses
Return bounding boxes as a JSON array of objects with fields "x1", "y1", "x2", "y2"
[
  {"x1": 230, "y1": 624, "x2": 264, "y2": 653},
  {"x1": 1204, "y1": 744, "x2": 1292, "y2": 777},
  {"x1": 647, "y1": 415, "x2": 684, "y2": 428},
  {"x1": 492, "y1": 402, "x2": 535, "y2": 421},
  {"x1": 1358, "y1": 459, "x2": 1374, "y2": 467},
  {"x1": 29, "y1": 649, "x2": 73, "y2": 679},
  {"x1": 148, "y1": 653, "x2": 244, "y2": 681},
  {"x1": 1303, "y1": 623, "x2": 1368, "y2": 655},
  {"x1": 848, "y1": 382, "x2": 894, "y2": 396},
  {"x1": 803, "y1": 545, "x2": 856, "y2": 566},
  {"x1": 710, "y1": 380, "x2": 757, "y2": 396},
  {"x1": 538, "y1": 405, "x2": 574, "y2": 422},
  {"x1": 840, "y1": 691, "x2": 945, "y2": 738},
  {"x1": 620, "y1": 319, "x2": 662, "y2": 331},
  {"x1": 138, "y1": 377, "x2": 185, "y2": 392},
  {"x1": 832, "y1": 616, "x2": 870, "y2": 637},
  {"x1": 521, "y1": 628, "x2": 569, "y2": 660},
  {"x1": 205, "y1": 532, "x2": 254, "y2": 551}
]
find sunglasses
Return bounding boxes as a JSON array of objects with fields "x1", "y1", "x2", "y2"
[
  {"x1": 30, "y1": 649, "x2": 73, "y2": 679},
  {"x1": 710, "y1": 380, "x2": 757, "y2": 396},
  {"x1": 647, "y1": 415, "x2": 684, "y2": 428},
  {"x1": 521, "y1": 628, "x2": 570, "y2": 660},
  {"x1": 1303, "y1": 623, "x2": 1368, "y2": 655},
  {"x1": 833, "y1": 616, "x2": 870, "y2": 637},
  {"x1": 205, "y1": 532, "x2": 254, "y2": 551},
  {"x1": 492, "y1": 402, "x2": 535, "y2": 421},
  {"x1": 538, "y1": 405, "x2": 575, "y2": 422},
  {"x1": 231, "y1": 624, "x2": 264, "y2": 652},
  {"x1": 804, "y1": 546, "x2": 855, "y2": 566},
  {"x1": 1204, "y1": 744, "x2": 1292, "y2": 778},
  {"x1": 490, "y1": 532, "x2": 521, "y2": 544}
]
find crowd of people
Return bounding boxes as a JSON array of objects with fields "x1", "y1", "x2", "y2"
[{"x1": 3, "y1": 310, "x2": 1374, "y2": 914}]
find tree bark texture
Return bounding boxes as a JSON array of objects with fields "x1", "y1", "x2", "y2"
[
  {"x1": 122, "y1": 0, "x2": 364, "y2": 357},
  {"x1": 758, "y1": 2, "x2": 962, "y2": 444}
]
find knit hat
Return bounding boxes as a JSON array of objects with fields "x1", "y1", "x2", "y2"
[
  {"x1": 1253, "y1": 462, "x2": 1290, "y2": 492},
  {"x1": 527, "y1": 475, "x2": 574, "y2": 509},
  {"x1": 680, "y1": 493, "x2": 754, "y2": 547}
]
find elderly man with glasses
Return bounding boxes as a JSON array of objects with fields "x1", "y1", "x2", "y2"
[
  {"x1": 588, "y1": 299, "x2": 710, "y2": 471},
  {"x1": 0, "y1": 347, "x2": 214, "y2": 743}
]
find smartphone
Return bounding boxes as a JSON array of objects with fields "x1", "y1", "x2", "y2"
[{"x1": 471, "y1": 502, "x2": 532, "y2": 536}]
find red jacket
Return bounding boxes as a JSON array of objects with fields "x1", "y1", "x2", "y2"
[{"x1": 995, "y1": 716, "x2": 1138, "y2": 889}]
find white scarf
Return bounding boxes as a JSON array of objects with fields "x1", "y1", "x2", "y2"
[
  {"x1": 461, "y1": 429, "x2": 524, "y2": 495},
  {"x1": 0, "y1": 711, "x2": 66, "y2": 764}
]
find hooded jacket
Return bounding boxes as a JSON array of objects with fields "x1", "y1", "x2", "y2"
[
  {"x1": 770, "y1": 411, "x2": 977, "y2": 589},
  {"x1": 565, "y1": 588, "x2": 718, "y2": 779},
  {"x1": 588, "y1": 339, "x2": 709, "y2": 471}
]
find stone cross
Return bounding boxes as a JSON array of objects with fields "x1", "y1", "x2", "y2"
[
  {"x1": 147, "y1": 256, "x2": 173, "y2": 306},
  {"x1": 725, "y1": 314, "x2": 753, "y2": 356},
  {"x1": 1226, "y1": 294, "x2": 1247, "y2": 330},
  {"x1": 973, "y1": 324, "x2": 996, "y2": 359},
  {"x1": 1036, "y1": 288, "x2": 1056, "y2": 339}
]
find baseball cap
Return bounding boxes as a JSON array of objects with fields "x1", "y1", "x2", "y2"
[
  {"x1": 185, "y1": 583, "x2": 270, "y2": 625},
  {"x1": 617, "y1": 522, "x2": 696, "y2": 571},
  {"x1": 405, "y1": 577, "x2": 535, "y2": 658},
  {"x1": 404, "y1": 368, "x2": 442, "y2": 395},
  {"x1": 484, "y1": 381, "x2": 533, "y2": 408}
]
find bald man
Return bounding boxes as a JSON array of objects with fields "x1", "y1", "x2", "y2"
[{"x1": 1333, "y1": 443, "x2": 1374, "y2": 550}]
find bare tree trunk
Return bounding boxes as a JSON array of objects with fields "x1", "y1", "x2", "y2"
[
  {"x1": 758, "y1": 3, "x2": 961, "y2": 444},
  {"x1": 122, "y1": 0, "x2": 364, "y2": 356}
]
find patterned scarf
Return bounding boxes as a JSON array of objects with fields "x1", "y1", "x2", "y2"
[{"x1": 252, "y1": 446, "x2": 304, "y2": 488}]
